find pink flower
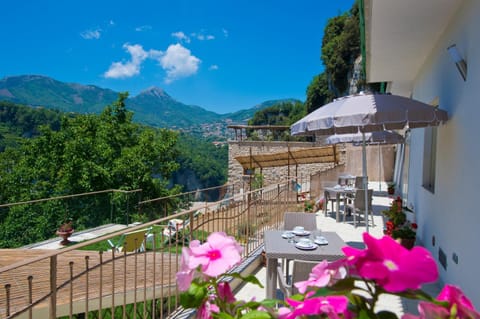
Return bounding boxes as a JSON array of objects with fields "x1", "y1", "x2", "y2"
[
  {"x1": 188, "y1": 232, "x2": 243, "y2": 277},
  {"x1": 176, "y1": 246, "x2": 195, "y2": 291},
  {"x1": 282, "y1": 293, "x2": 350, "y2": 319},
  {"x1": 197, "y1": 300, "x2": 218, "y2": 319},
  {"x1": 217, "y1": 282, "x2": 236, "y2": 303},
  {"x1": 402, "y1": 301, "x2": 450, "y2": 319},
  {"x1": 294, "y1": 260, "x2": 347, "y2": 293},
  {"x1": 343, "y1": 233, "x2": 438, "y2": 292},
  {"x1": 437, "y1": 285, "x2": 480, "y2": 319}
]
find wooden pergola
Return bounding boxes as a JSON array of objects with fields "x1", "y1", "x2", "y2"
[{"x1": 235, "y1": 145, "x2": 339, "y2": 179}]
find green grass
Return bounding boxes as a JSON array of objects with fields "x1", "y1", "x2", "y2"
[{"x1": 77, "y1": 226, "x2": 210, "y2": 252}]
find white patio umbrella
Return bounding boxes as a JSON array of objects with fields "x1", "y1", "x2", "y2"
[{"x1": 291, "y1": 92, "x2": 448, "y2": 232}]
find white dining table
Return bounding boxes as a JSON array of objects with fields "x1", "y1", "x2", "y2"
[{"x1": 263, "y1": 230, "x2": 346, "y2": 299}]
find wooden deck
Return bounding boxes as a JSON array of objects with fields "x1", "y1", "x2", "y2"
[{"x1": 0, "y1": 249, "x2": 180, "y2": 317}]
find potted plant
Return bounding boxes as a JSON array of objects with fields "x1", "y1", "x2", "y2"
[
  {"x1": 303, "y1": 199, "x2": 315, "y2": 213},
  {"x1": 56, "y1": 219, "x2": 74, "y2": 245},
  {"x1": 387, "y1": 182, "x2": 396, "y2": 195},
  {"x1": 392, "y1": 222, "x2": 417, "y2": 249},
  {"x1": 382, "y1": 197, "x2": 417, "y2": 249}
]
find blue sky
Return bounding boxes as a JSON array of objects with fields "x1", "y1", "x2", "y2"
[{"x1": 1, "y1": 0, "x2": 354, "y2": 114}]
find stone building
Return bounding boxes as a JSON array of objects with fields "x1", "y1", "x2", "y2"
[{"x1": 227, "y1": 125, "x2": 396, "y2": 195}]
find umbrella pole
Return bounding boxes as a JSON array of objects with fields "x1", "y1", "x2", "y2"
[{"x1": 362, "y1": 132, "x2": 369, "y2": 233}]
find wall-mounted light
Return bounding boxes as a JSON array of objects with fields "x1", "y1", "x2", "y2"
[{"x1": 447, "y1": 44, "x2": 467, "y2": 81}]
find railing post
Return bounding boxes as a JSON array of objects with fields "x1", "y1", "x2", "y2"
[
  {"x1": 50, "y1": 255, "x2": 57, "y2": 319},
  {"x1": 85, "y1": 256, "x2": 90, "y2": 317},
  {"x1": 69, "y1": 261, "x2": 74, "y2": 318},
  {"x1": 99, "y1": 251, "x2": 103, "y2": 319},
  {"x1": 5, "y1": 284, "x2": 11, "y2": 317},
  {"x1": 28, "y1": 276, "x2": 33, "y2": 319}
]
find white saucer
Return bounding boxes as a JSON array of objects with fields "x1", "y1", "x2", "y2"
[
  {"x1": 293, "y1": 230, "x2": 311, "y2": 236},
  {"x1": 314, "y1": 237, "x2": 329, "y2": 245},
  {"x1": 295, "y1": 243, "x2": 317, "y2": 250},
  {"x1": 282, "y1": 232, "x2": 295, "y2": 239}
]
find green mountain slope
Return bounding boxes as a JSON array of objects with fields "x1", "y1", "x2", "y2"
[
  {"x1": 0, "y1": 75, "x2": 119, "y2": 113},
  {"x1": 0, "y1": 75, "x2": 299, "y2": 137},
  {"x1": 127, "y1": 87, "x2": 219, "y2": 129}
]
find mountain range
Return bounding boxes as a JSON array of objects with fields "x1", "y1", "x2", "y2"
[{"x1": 0, "y1": 75, "x2": 298, "y2": 138}]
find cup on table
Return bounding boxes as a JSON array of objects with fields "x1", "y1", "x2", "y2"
[
  {"x1": 298, "y1": 237, "x2": 312, "y2": 246},
  {"x1": 293, "y1": 226, "x2": 304, "y2": 233}
]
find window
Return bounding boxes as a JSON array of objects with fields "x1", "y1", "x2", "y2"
[{"x1": 422, "y1": 125, "x2": 437, "y2": 193}]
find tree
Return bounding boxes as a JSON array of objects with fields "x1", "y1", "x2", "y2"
[
  {"x1": 0, "y1": 93, "x2": 181, "y2": 247},
  {"x1": 305, "y1": 73, "x2": 335, "y2": 113},
  {"x1": 321, "y1": 3, "x2": 360, "y2": 96}
]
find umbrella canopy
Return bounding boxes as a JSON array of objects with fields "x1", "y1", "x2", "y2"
[
  {"x1": 325, "y1": 130, "x2": 404, "y2": 145},
  {"x1": 291, "y1": 92, "x2": 448, "y2": 232},
  {"x1": 291, "y1": 92, "x2": 448, "y2": 136}
]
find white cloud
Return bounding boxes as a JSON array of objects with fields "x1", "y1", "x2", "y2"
[
  {"x1": 104, "y1": 44, "x2": 148, "y2": 79},
  {"x1": 109, "y1": 20, "x2": 115, "y2": 26},
  {"x1": 148, "y1": 49, "x2": 163, "y2": 60},
  {"x1": 104, "y1": 43, "x2": 200, "y2": 83},
  {"x1": 158, "y1": 44, "x2": 201, "y2": 83},
  {"x1": 222, "y1": 28, "x2": 229, "y2": 38},
  {"x1": 209, "y1": 64, "x2": 219, "y2": 71},
  {"x1": 80, "y1": 28, "x2": 101, "y2": 40},
  {"x1": 171, "y1": 31, "x2": 190, "y2": 43},
  {"x1": 190, "y1": 32, "x2": 215, "y2": 41},
  {"x1": 136, "y1": 25, "x2": 152, "y2": 32}
]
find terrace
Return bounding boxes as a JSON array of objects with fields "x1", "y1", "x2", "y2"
[{"x1": 0, "y1": 180, "x2": 440, "y2": 318}]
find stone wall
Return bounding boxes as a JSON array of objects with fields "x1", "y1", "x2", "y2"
[
  {"x1": 228, "y1": 141, "x2": 344, "y2": 192},
  {"x1": 228, "y1": 141, "x2": 396, "y2": 195}
]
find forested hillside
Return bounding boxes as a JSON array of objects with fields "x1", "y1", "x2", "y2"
[
  {"x1": 0, "y1": 101, "x2": 66, "y2": 150},
  {"x1": 0, "y1": 95, "x2": 228, "y2": 247}
]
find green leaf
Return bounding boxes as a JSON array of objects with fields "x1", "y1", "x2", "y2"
[
  {"x1": 258, "y1": 299, "x2": 280, "y2": 308},
  {"x1": 240, "y1": 310, "x2": 273, "y2": 319},
  {"x1": 227, "y1": 272, "x2": 264, "y2": 288},
  {"x1": 179, "y1": 281, "x2": 207, "y2": 308},
  {"x1": 329, "y1": 277, "x2": 357, "y2": 291},
  {"x1": 214, "y1": 312, "x2": 235, "y2": 319}
]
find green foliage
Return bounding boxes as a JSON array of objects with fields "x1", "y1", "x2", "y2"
[
  {"x1": 0, "y1": 93, "x2": 182, "y2": 247},
  {"x1": 247, "y1": 101, "x2": 305, "y2": 127},
  {"x1": 305, "y1": 73, "x2": 335, "y2": 113},
  {"x1": 321, "y1": 2, "x2": 360, "y2": 96},
  {"x1": 302, "y1": 1, "x2": 361, "y2": 116},
  {"x1": 0, "y1": 100, "x2": 65, "y2": 150},
  {"x1": 173, "y1": 132, "x2": 228, "y2": 190}
]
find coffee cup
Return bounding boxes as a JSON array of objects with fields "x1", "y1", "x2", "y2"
[
  {"x1": 299, "y1": 238, "x2": 312, "y2": 245},
  {"x1": 293, "y1": 226, "x2": 305, "y2": 233}
]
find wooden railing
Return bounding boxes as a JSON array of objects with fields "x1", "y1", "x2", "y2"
[{"x1": 0, "y1": 182, "x2": 301, "y2": 318}]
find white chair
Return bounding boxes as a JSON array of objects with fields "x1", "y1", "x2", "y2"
[
  {"x1": 277, "y1": 260, "x2": 318, "y2": 298},
  {"x1": 346, "y1": 189, "x2": 374, "y2": 227},
  {"x1": 283, "y1": 212, "x2": 318, "y2": 231}
]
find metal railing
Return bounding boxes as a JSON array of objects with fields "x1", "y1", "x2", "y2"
[{"x1": 0, "y1": 181, "x2": 304, "y2": 318}]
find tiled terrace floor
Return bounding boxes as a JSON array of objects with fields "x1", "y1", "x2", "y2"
[{"x1": 235, "y1": 185, "x2": 441, "y2": 317}]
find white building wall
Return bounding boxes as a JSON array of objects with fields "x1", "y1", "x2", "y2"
[{"x1": 401, "y1": 0, "x2": 480, "y2": 306}]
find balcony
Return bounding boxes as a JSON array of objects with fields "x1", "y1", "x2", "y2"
[{"x1": 0, "y1": 181, "x2": 439, "y2": 318}]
